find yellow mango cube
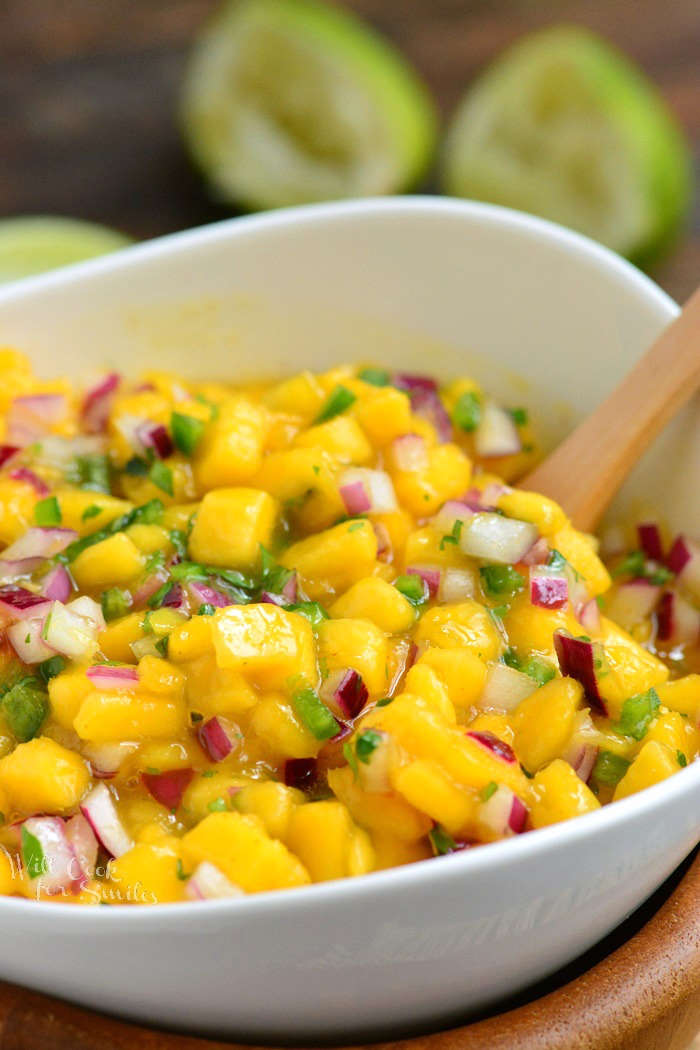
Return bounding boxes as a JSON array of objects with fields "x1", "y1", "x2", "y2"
[
  {"x1": 328, "y1": 765, "x2": 432, "y2": 842},
  {"x1": 655, "y1": 676, "x2": 700, "y2": 722},
  {"x1": 286, "y1": 800, "x2": 374, "y2": 881},
  {"x1": 416, "y1": 647, "x2": 488, "y2": 709},
  {"x1": 0, "y1": 477, "x2": 41, "y2": 545},
  {"x1": 281, "y1": 520, "x2": 377, "y2": 600},
  {"x1": 294, "y1": 415, "x2": 372, "y2": 465},
  {"x1": 317, "y1": 618, "x2": 388, "y2": 697},
  {"x1": 370, "y1": 831, "x2": 432, "y2": 870},
  {"x1": 354, "y1": 387, "x2": 413, "y2": 447},
  {"x1": 645, "y1": 710, "x2": 699, "y2": 762},
  {"x1": 74, "y1": 691, "x2": 185, "y2": 742},
  {"x1": 126, "y1": 523, "x2": 172, "y2": 555},
  {"x1": 504, "y1": 594, "x2": 581, "y2": 660},
  {"x1": 55, "y1": 489, "x2": 132, "y2": 535},
  {"x1": 48, "y1": 666, "x2": 93, "y2": 730},
  {"x1": 181, "y1": 812, "x2": 310, "y2": 892},
  {"x1": 167, "y1": 616, "x2": 214, "y2": 663},
  {"x1": 530, "y1": 759, "x2": 601, "y2": 828},
  {"x1": 613, "y1": 741, "x2": 681, "y2": 801},
  {"x1": 212, "y1": 605, "x2": 316, "y2": 690},
  {"x1": 414, "y1": 601, "x2": 501, "y2": 662},
  {"x1": 0, "y1": 737, "x2": 89, "y2": 816},
  {"x1": 250, "y1": 694, "x2": 319, "y2": 759},
  {"x1": 403, "y1": 664, "x2": 456, "y2": 723},
  {"x1": 599, "y1": 618, "x2": 669, "y2": 720},
  {"x1": 497, "y1": 489, "x2": 568, "y2": 537},
  {"x1": 512, "y1": 677, "x2": 583, "y2": 772},
  {"x1": 185, "y1": 657, "x2": 258, "y2": 718},
  {"x1": 71, "y1": 532, "x2": 145, "y2": 590},
  {"x1": 194, "y1": 396, "x2": 268, "y2": 491},
  {"x1": 188, "y1": 488, "x2": 279, "y2": 570},
  {"x1": 549, "y1": 525, "x2": 611, "y2": 596},
  {"x1": 182, "y1": 772, "x2": 253, "y2": 824},
  {"x1": 232, "y1": 782, "x2": 303, "y2": 842},
  {"x1": 330, "y1": 576, "x2": 416, "y2": 634},
  {"x1": 108, "y1": 843, "x2": 185, "y2": 904},
  {"x1": 392, "y1": 760, "x2": 477, "y2": 835},
  {"x1": 263, "y1": 371, "x2": 325, "y2": 419},
  {"x1": 391, "y1": 443, "x2": 472, "y2": 517},
  {"x1": 98, "y1": 611, "x2": 147, "y2": 663}
]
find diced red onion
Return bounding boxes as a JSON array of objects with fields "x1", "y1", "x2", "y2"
[
  {"x1": 637, "y1": 522, "x2": 664, "y2": 562},
  {"x1": 466, "y1": 730, "x2": 517, "y2": 764},
  {"x1": 8, "y1": 467, "x2": 49, "y2": 495},
  {"x1": 522, "y1": 537, "x2": 550, "y2": 566},
  {"x1": 339, "y1": 480, "x2": 371, "y2": 515},
  {"x1": 198, "y1": 717, "x2": 240, "y2": 763},
  {"x1": 577, "y1": 597, "x2": 601, "y2": 634},
  {"x1": 356, "y1": 729, "x2": 393, "y2": 793},
  {"x1": 40, "y1": 564, "x2": 73, "y2": 603},
  {"x1": 82, "y1": 741, "x2": 139, "y2": 779},
  {"x1": 667, "y1": 535, "x2": 700, "y2": 602},
  {"x1": 186, "y1": 581, "x2": 232, "y2": 609},
  {"x1": 185, "y1": 861, "x2": 245, "y2": 901},
  {"x1": 393, "y1": 373, "x2": 438, "y2": 395},
  {"x1": 2, "y1": 526, "x2": 78, "y2": 562},
  {"x1": 438, "y1": 567, "x2": 476, "y2": 603},
  {"x1": 553, "y1": 631, "x2": 607, "y2": 714},
  {"x1": 410, "y1": 388, "x2": 453, "y2": 443},
  {"x1": 8, "y1": 394, "x2": 67, "y2": 445},
  {"x1": 260, "y1": 591, "x2": 287, "y2": 607},
  {"x1": 477, "y1": 784, "x2": 528, "y2": 838},
  {"x1": 478, "y1": 662, "x2": 538, "y2": 712},
  {"x1": 284, "y1": 757, "x2": 318, "y2": 790},
  {"x1": 82, "y1": 372, "x2": 120, "y2": 434},
  {"x1": 391, "y1": 433, "x2": 428, "y2": 472},
  {"x1": 282, "y1": 573, "x2": 298, "y2": 603},
  {"x1": 21, "y1": 816, "x2": 86, "y2": 894},
  {"x1": 656, "y1": 590, "x2": 700, "y2": 647},
  {"x1": 604, "y1": 579, "x2": 660, "y2": 632},
  {"x1": 320, "y1": 669, "x2": 369, "y2": 720},
  {"x1": 7, "y1": 616, "x2": 56, "y2": 664},
  {"x1": 131, "y1": 568, "x2": 170, "y2": 608},
  {"x1": 431, "y1": 500, "x2": 475, "y2": 536},
  {"x1": 0, "y1": 557, "x2": 44, "y2": 582},
  {"x1": 80, "y1": 783, "x2": 133, "y2": 858},
  {"x1": 135, "y1": 421, "x2": 174, "y2": 460},
  {"x1": 86, "y1": 664, "x2": 139, "y2": 691},
  {"x1": 0, "y1": 445, "x2": 20, "y2": 469},
  {"x1": 44, "y1": 600, "x2": 99, "y2": 660},
  {"x1": 0, "y1": 585, "x2": 53, "y2": 622},
  {"x1": 407, "y1": 566, "x2": 441, "y2": 599},
  {"x1": 64, "y1": 813, "x2": 98, "y2": 880},
  {"x1": 529, "y1": 568, "x2": 568, "y2": 609},
  {"x1": 460, "y1": 513, "x2": 539, "y2": 565},
  {"x1": 161, "y1": 583, "x2": 190, "y2": 615},
  {"x1": 66, "y1": 595, "x2": 105, "y2": 633},
  {"x1": 339, "y1": 468, "x2": 398, "y2": 515},
  {"x1": 508, "y1": 794, "x2": 528, "y2": 833},
  {"x1": 141, "y1": 768, "x2": 194, "y2": 810},
  {"x1": 474, "y1": 402, "x2": 522, "y2": 458},
  {"x1": 569, "y1": 742, "x2": 599, "y2": 784}
]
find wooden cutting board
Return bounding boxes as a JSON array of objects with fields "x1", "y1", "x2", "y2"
[{"x1": 0, "y1": 850, "x2": 696, "y2": 1050}]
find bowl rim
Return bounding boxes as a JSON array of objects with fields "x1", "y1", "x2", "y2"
[{"x1": 0, "y1": 195, "x2": 694, "y2": 922}]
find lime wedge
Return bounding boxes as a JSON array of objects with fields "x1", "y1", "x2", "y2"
[
  {"x1": 181, "y1": 0, "x2": 437, "y2": 209},
  {"x1": 0, "y1": 217, "x2": 132, "y2": 284},
  {"x1": 440, "y1": 27, "x2": 692, "y2": 264}
]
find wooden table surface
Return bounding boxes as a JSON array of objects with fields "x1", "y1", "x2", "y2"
[{"x1": 1, "y1": 0, "x2": 698, "y2": 301}]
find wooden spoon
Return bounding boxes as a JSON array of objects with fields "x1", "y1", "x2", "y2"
[{"x1": 521, "y1": 285, "x2": 700, "y2": 532}]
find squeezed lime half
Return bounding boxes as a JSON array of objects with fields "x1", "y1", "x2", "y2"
[
  {"x1": 441, "y1": 26, "x2": 692, "y2": 264},
  {"x1": 181, "y1": 0, "x2": 438, "y2": 210},
  {"x1": 0, "y1": 217, "x2": 132, "y2": 284}
]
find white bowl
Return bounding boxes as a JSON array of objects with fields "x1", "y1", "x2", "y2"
[{"x1": 0, "y1": 199, "x2": 697, "y2": 1043}]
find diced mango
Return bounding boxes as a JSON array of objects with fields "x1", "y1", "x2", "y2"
[
  {"x1": 126, "y1": 523, "x2": 172, "y2": 555},
  {"x1": 392, "y1": 760, "x2": 477, "y2": 835},
  {"x1": 167, "y1": 616, "x2": 214, "y2": 664},
  {"x1": 645, "y1": 710, "x2": 700, "y2": 762},
  {"x1": 0, "y1": 738, "x2": 89, "y2": 816},
  {"x1": 108, "y1": 843, "x2": 185, "y2": 904},
  {"x1": 403, "y1": 664, "x2": 456, "y2": 723},
  {"x1": 98, "y1": 611, "x2": 147, "y2": 663},
  {"x1": 504, "y1": 594, "x2": 581, "y2": 660},
  {"x1": 212, "y1": 605, "x2": 316, "y2": 690},
  {"x1": 416, "y1": 647, "x2": 488, "y2": 709},
  {"x1": 328, "y1": 765, "x2": 432, "y2": 843},
  {"x1": 182, "y1": 772, "x2": 253, "y2": 824},
  {"x1": 599, "y1": 617, "x2": 669, "y2": 720},
  {"x1": 181, "y1": 812, "x2": 310, "y2": 892},
  {"x1": 613, "y1": 740, "x2": 681, "y2": 801},
  {"x1": 232, "y1": 782, "x2": 303, "y2": 842},
  {"x1": 250, "y1": 694, "x2": 319, "y2": 759},
  {"x1": 512, "y1": 678, "x2": 583, "y2": 772},
  {"x1": 48, "y1": 666, "x2": 93, "y2": 730},
  {"x1": 391, "y1": 444, "x2": 471, "y2": 517},
  {"x1": 188, "y1": 488, "x2": 278, "y2": 570},
  {"x1": 281, "y1": 520, "x2": 377, "y2": 600},
  {"x1": 549, "y1": 525, "x2": 611, "y2": 596},
  {"x1": 317, "y1": 618, "x2": 388, "y2": 697},
  {"x1": 414, "y1": 601, "x2": 501, "y2": 662},
  {"x1": 263, "y1": 371, "x2": 325, "y2": 420},
  {"x1": 286, "y1": 800, "x2": 374, "y2": 881},
  {"x1": 330, "y1": 577, "x2": 416, "y2": 634},
  {"x1": 354, "y1": 387, "x2": 413, "y2": 447},
  {"x1": 497, "y1": 489, "x2": 568, "y2": 537},
  {"x1": 74, "y1": 691, "x2": 186, "y2": 742},
  {"x1": 185, "y1": 656, "x2": 258, "y2": 718},
  {"x1": 71, "y1": 532, "x2": 145, "y2": 590},
  {"x1": 370, "y1": 831, "x2": 432, "y2": 870},
  {"x1": 294, "y1": 416, "x2": 372, "y2": 465},
  {"x1": 55, "y1": 489, "x2": 132, "y2": 536},
  {"x1": 655, "y1": 676, "x2": 700, "y2": 722},
  {"x1": 530, "y1": 759, "x2": 601, "y2": 827},
  {"x1": 0, "y1": 477, "x2": 40, "y2": 545},
  {"x1": 194, "y1": 396, "x2": 268, "y2": 491}
]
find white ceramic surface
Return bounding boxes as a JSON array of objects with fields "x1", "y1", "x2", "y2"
[{"x1": 0, "y1": 198, "x2": 697, "y2": 1043}]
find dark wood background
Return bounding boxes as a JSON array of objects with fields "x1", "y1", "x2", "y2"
[{"x1": 1, "y1": 0, "x2": 698, "y2": 301}]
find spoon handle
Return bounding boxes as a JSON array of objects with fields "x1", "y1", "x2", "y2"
[{"x1": 522, "y1": 285, "x2": 700, "y2": 533}]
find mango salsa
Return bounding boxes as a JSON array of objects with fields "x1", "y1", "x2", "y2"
[{"x1": 0, "y1": 355, "x2": 696, "y2": 904}]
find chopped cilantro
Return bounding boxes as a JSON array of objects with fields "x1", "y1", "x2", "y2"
[
  {"x1": 197, "y1": 603, "x2": 216, "y2": 617},
  {"x1": 481, "y1": 781, "x2": 498, "y2": 802},
  {"x1": 509, "y1": 407, "x2": 529, "y2": 426},
  {"x1": 314, "y1": 385, "x2": 356, "y2": 424},
  {"x1": 207, "y1": 797, "x2": 228, "y2": 812},
  {"x1": 358, "y1": 367, "x2": 390, "y2": 387},
  {"x1": 149, "y1": 461, "x2": 174, "y2": 497},
  {"x1": 148, "y1": 582, "x2": 172, "y2": 610},
  {"x1": 615, "y1": 688, "x2": 660, "y2": 741},
  {"x1": 287, "y1": 602, "x2": 329, "y2": 627},
  {"x1": 69, "y1": 454, "x2": 111, "y2": 493},
  {"x1": 646, "y1": 566, "x2": 674, "y2": 585},
  {"x1": 502, "y1": 649, "x2": 556, "y2": 687},
  {"x1": 125, "y1": 456, "x2": 148, "y2": 477},
  {"x1": 394, "y1": 574, "x2": 427, "y2": 606},
  {"x1": 440, "y1": 519, "x2": 463, "y2": 550},
  {"x1": 452, "y1": 391, "x2": 481, "y2": 432},
  {"x1": 190, "y1": 712, "x2": 204, "y2": 724},
  {"x1": 355, "y1": 729, "x2": 382, "y2": 764},
  {"x1": 592, "y1": 750, "x2": 630, "y2": 786},
  {"x1": 292, "y1": 686, "x2": 338, "y2": 741},
  {"x1": 343, "y1": 741, "x2": 358, "y2": 777},
  {"x1": 612, "y1": 550, "x2": 646, "y2": 578},
  {"x1": 169, "y1": 529, "x2": 188, "y2": 560},
  {"x1": 63, "y1": 499, "x2": 164, "y2": 562},
  {"x1": 34, "y1": 496, "x2": 61, "y2": 527},
  {"x1": 37, "y1": 655, "x2": 65, "y2": 684},
  {"x1": 21, "y1": 825, "x2": 46, "y2": 879},
  {"x1": 429, "y1": 825, "x2": 458, "y2": 856},
  {"x1": 480, "y1": 565, "x2": 525, "y2": 597},
  {"x1": 154, "y1": 635, "x2": 169, "y2": 657},
  {"x1": 1, "y1": 677, "x2": 48, "y2": 741},
  {"x1": 171, "y1": 412, "x2": 205, "y2": 456},
  {"x1": 101, "y1": 588, "x2": 131, "y2": 622},
  {"x1": 81, "y1": 504, "x2": 102, "y2": 522},
  {"x1": 375, "y1": 696, "x2": 394, "y2": 708},
  {"x1": 175, "y1": 858, "x2": 189, "y2": 880},
  {"x1": 347, "y1": 521, "x2": 364, "y2": 533},
  {"x1": 677, "y1": 751, "x2": 687, "y2": 768}
]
